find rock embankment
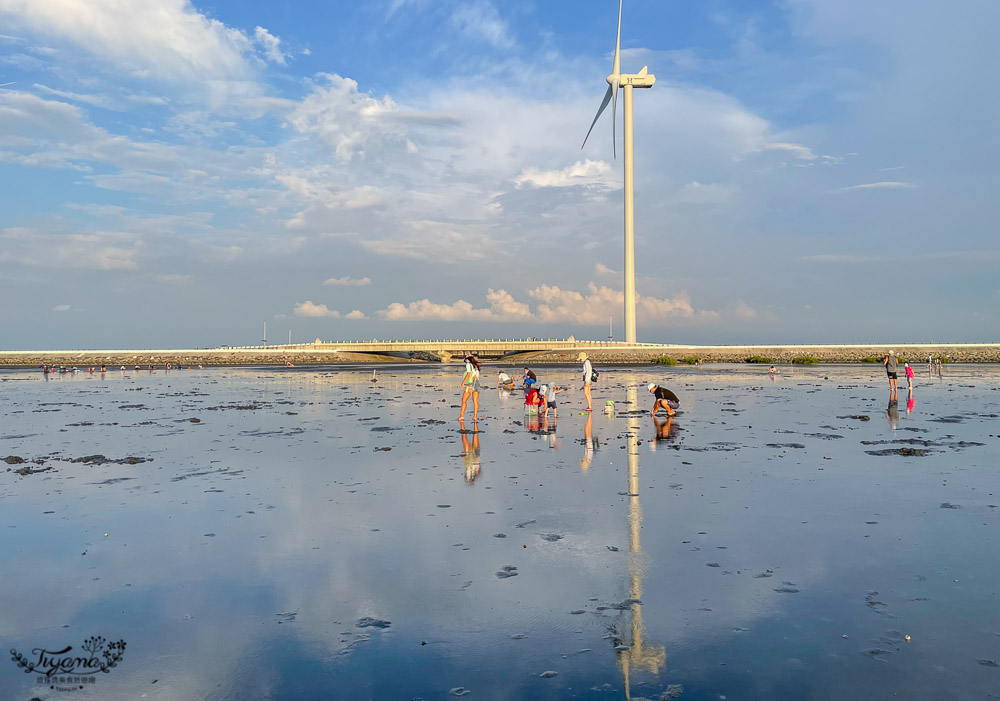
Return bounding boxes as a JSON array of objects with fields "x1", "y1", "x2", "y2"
[
  {"x1": 1, "y1": 344, "x2": 997, "y2": 367},
  {"x1": 0, "y1": 351, "x2": 412, "y2": 367},
  {"x1": 517, "y1": 344, "x2": 1000, "y2": 365}
]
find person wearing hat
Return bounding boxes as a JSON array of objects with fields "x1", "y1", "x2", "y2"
[
  {"x1": 648, "y1": 383, "x2": 679, "y2": 416},
  {"x1": 579, "y1": 352, "x2": 593, "y2": 412},
  {"x1": 883, "y1": 350, "x2": 898, "y2": 397}
]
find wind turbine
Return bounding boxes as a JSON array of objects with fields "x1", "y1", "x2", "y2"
[{"x1": 582, "y1": 0, "x2": 655, "y2": 345}]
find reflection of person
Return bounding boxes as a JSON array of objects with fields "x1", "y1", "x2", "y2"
[
  {"x1": 458, "y1": 419, "x2": 481, "y2": 483},
  {"x1": 906, "y1": 390, "x2": 915, "y2": 415},
  {"x1": 884, "y1": 350, "x2": 898, "y2": 396},
  {"x1": 904, "y1": 361, "x2": 914, "y2": 390},
  {"x1": 886, "y1": 397, "x2": 899, "y2": 429},
  {"x1": 579, "y1": 411, "x2": 597, "y2": 470},
  {"x1": 496, "y1": 370, "x2": 513, "y2": 390},
  {"x1": 650, "y1": 414, "x2": 674, "y2": 450},
  {"x1": 459, "y1": 355, "x2": 481, "y2": 420},
  {"x1": 647, "y1": 384, "x2": 679, "y2": 416},
  {"x1": 579, "y1": 352, "x2": 593, "y2": 412}
]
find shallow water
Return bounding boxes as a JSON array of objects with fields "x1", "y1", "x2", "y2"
[{"x1": 1, "y1": 364, "x2": 998, "y2": 700}]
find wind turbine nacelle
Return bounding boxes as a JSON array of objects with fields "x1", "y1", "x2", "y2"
[{"x1": 618, "y1": 70, "x2": 656, "y2": 89}]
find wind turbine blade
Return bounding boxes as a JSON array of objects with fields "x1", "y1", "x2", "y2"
[
  {"x1": 613, "y1": 0, "x2": 622, "y2": 76},
  {"x1": 611, "y1": 77, "x2": 618, "y2": 159},
  {"x1": 581, "y1": 83, "x2": 613, "y2": 150}
]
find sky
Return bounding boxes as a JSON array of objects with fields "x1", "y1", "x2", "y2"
[{"x1": 0, "y1": 0, "x2": 998, "y2": 350}]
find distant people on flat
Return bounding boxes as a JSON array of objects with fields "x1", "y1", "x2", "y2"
[
  {"x1": 648, "y1": 383, "x2": 679, "y2": 416},
  {"x1": 768, "y1": 365, "x2": 777, "y2": 375}
]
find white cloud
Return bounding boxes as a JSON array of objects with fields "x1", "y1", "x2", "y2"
[
  {"x1": 344, "y1": 310, "x2": 367, "y2": 320},
  {"x1": 52, "y1": 304, "x2": 70, "y2": 312},
  {"x1": 450, "y1": 1, "x2": 513, "y2": 48},
  {"x1": 594, "y1": 262, "x2": 619, "y2": 277},
  {"x1": 758, "y1": 142, "x2": 817, "y2": 160},
  {"x1": 378, "y1": 288, "x2": 531, "y2": 321},
  {"x1": 377, "y1": 285, "x2": 721, "y2": 325},
  {"x1": 833, "y1": 181, "x2": 916, "y2": 192},
  {"x1": 293, "y1": 301, "x2": 340, "y2": 318},
  {"x1": 253, "y1": 26, "x2": 286, "y2": 65},
  {"x1": 285, "y1": 74, "x2": 405, "y2": 162},
  {"x1": 729, "y1": 300, "x2": 758, "y2": 320},
  {"x1": 675, "y1": 181, "x2": 738, "y2": 204},
  {"x1": 322, "y1": 276, "x2": 371, "y2": 287},
  {"x1": 157, "y1": 273, "x2": 193, "y2": 284},
  {"x1": 0, "y1": 227, "x2": 138, "y2": 270},
  {"x1": 514, "y1": 159, "x2": 616, "y2": 189},
  {"x1": 359, "y1": 220, "x2": 496, "y2": 262},
  {"x1": 529, "y1": 283, "x2": 717, "y2": 325},
  {"x1": 0, "y1": 0, "x2": 267, "y2": 82}
]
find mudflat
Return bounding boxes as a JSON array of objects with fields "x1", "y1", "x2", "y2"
[{"x1": 1, "y1": 364, "x2": 997, "y2": 699}]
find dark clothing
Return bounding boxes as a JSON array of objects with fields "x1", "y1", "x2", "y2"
[
  {"x1": 524, "y1": 370, "x2": 537, "y2": 381},
  {"x1": 887, "y1": 371, "x2": 897, "y2": 380},
  {"x1": 653, "y1": 387, "x2": 679, "y2": 403}
]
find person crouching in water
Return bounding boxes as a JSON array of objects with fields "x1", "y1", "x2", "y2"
[
  {"x1": 459, "y1": 355, "x2": 481, "y2": 420},
  {"x1": 648, "y1": 383, "x2": 679, "y2": 416},
  {"x1": 496, "y1": 369, "x2": 513, "y2": 390}
]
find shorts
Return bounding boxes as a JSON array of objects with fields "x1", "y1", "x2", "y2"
[
  {"x1": 666, "y1": 399, "x2": 680, "y2": 410},
  {"x1": 547, "y1": 401, "x2": 556, "y2": 409},
  {"x1": 887, "y1": 372, "x2": 897, "y2": 379}
]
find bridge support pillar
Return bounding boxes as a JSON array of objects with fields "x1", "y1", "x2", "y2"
[{"x1": 435, "y1": 350, "x2": 454, "y2": 363}]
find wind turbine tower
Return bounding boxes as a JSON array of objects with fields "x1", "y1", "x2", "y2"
[{"x1": 582, "y1": 0, "x2": 655, "y2": 344}]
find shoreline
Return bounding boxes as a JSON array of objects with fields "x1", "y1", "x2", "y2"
[{"x1": 0, "y1": 342, "x2": 998, "y2": 367}]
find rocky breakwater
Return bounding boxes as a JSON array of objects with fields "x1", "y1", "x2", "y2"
[
  {"x1": 0, "y1": 350, "x2": 414, "y2": 367},
  {"x1": 518, "y1": 344, "x2": 1000, "y2": 365}
]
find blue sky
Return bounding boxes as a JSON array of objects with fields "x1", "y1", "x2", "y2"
[{"x1": 1, "y1": 0, "x2": 997, "y2": 349}]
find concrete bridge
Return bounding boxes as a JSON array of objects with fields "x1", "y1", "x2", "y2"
[{"x1": 224, "y1": 338, "x2": 666, "y2": 362}]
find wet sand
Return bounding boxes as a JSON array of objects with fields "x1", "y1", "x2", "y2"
[{"x1": 1, "y1": 364, "x2": 998, "y2": 700}]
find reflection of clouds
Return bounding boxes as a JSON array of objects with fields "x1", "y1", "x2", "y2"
[{"x1": 2, "y1": 366, "x2": 994, "y2": 698}]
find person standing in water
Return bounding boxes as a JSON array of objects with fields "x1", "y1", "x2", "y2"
[
  {"x1": 904, "y1": 361, "x2": 914, "y2": 391},
  {"x1": 459, "y1": 355, "x2": 481, "y2": 420},
  {"x1": 579, "y1": 352, "x2": 593, "y2": 412},
  {"x1": 884, "y1": 350, "x2": 899, "y2": 397}
]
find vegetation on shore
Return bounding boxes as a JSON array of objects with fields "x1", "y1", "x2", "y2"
[
  {"x1": 654, "y1": 356, "x2": 676, "y2": 366},
  {"x1": 791, "y1": 356, "x2": 819, "y2": 365},
  {"x1": 744, "y1": 355, "x2": 772, "y2": 364}
]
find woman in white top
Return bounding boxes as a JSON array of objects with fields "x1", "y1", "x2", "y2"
[
  {"x1": 579, "y1": 352, "x2": 593, "y2": 412},
  {"x1": 459, "y1": 355, "x2": 482, "y2": 420}
]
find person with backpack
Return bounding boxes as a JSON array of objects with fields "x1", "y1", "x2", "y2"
[{"x1": 579, "y1": 352, "x2": 595, "y2": 412}]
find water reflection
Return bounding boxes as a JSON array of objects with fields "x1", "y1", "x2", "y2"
[
  {"x1": 457, "y1": 419, "x2": 481, "y2": 483},
  {"x1": 886, "y1": 395, "x2": 900, "y2": 429},
  {"x1": 614, "y1": 386, "x2": 665, "y2": 698},
  {"x1": 580, "y1": 411, "x2": 597, "y2": 471}
]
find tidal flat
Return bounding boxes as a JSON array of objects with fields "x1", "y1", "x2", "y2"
[{"x1": 1, "y1": 364, "x2": 998, "y2": 700}]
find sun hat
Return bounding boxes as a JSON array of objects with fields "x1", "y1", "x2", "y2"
[
  {"x1": 888, "y1": 350, "x2": 895, "y2": 354},
  {"x1": 578, "y1": 352, "x2": 588, "y2": 360},
  {"x1": 647, "y1": 383, "x2": 656, "y2": 391}
]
